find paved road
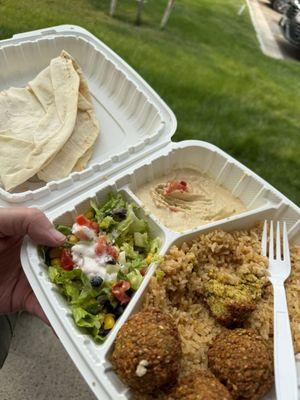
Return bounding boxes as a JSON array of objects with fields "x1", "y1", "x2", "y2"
[{"x1": 259, "y1": 0, "x2": 300, "y2": 60}]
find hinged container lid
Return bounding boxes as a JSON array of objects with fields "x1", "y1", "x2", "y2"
[{"x1": 0, "y1": 25, "x2": 177, "y2": 211}]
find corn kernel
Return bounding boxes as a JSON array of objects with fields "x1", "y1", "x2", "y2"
[
  {"x1": 146, "y1": 254, "x2": 153, "y2": 265},
  {"x1": 49, "y1": 248, "x2": 61, "y2": 259},
  {"x1": 68, "y1": 234, "x2": 78, "y2": 244},
  {"x1": 51, "y1": 258, "x2": 61, "y2": 267},
  {"x1": 84, "y1": 209, "x2": 95, "y2": 219},
  {"x1": 104, "y1": 314, "x2": 115, "y2": 330}
]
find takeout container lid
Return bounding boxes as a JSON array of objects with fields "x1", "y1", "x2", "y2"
[{"x1": 0, "y1": 24, "x2": 176, "y2": 211}]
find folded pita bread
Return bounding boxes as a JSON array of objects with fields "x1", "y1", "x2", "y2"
[
  {"x1": 37, "y1": 51, "x2": 99, "y2": 182},
  {"x1": 0, "y1": 54, "x2": 80, "y2": 191},
  {"x1": 73, "y1": 147, "x2": 94, "y2": 172},
  {"x1": 0, "y1": 51, "x2": 99, "y2": 191}
]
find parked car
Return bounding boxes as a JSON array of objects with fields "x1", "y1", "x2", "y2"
[
  {"x1": 271, "y1": 0, "x2": 290, "y2": 13},
  {"x1": 280, "y1": 0, "x2": 300, "y2": 48}
]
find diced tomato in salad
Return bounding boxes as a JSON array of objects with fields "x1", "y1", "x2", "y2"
[
  {"x1": 111, "y1": 280, "x2": 131, "y2": 304},
  {"x1": 76, "y1": 215, "x2": 99, "y2": 233},
  {"x1": 107, "y1": 245, "x2": 118, "y2": 260},
  {"x1": 164, "y1": 180, "x2": 188, "y2": 195},
  {"x1": 95, "y1": 235, "x2": 118, "y2": 259},
  {"x1": 60, "y1": 249, "x2": 74, "y2": 271},
  {"x1": 95, "y1": 235, "x2": 107, "y2": 254}
]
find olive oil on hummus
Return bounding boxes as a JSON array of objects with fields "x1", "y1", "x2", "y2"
[{"x1": 135, "y1": 168, "x2": 246, "y2": 232}]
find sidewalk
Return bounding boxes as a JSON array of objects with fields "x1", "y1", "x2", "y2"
[
  {"x1": 247, "y1": 0, "x2": 300, "y2": 61},
  {"x1": 0, "y1": 313, "x2": 95, "y2": 400}
]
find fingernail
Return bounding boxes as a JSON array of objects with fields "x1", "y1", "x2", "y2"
[{"x1": 49, "y1": 228, "x2": 66, "y2": 243}]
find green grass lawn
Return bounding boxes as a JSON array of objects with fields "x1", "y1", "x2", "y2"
[{"x1": 0, "y1": 0, "x2": 299, "y2": 203}]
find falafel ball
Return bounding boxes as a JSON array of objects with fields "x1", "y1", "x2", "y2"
[
  {"x1": 111, "y1": 308, "x2": 182, "y2": 393},
  {"x1": 201, "y1": 270, "x2": 263, "y2": 327},
  {"x1": 165, "y1": 370, "x2": 233, "y2": 400},
  {"x1": 208, "y1": 329, "x2": 273, "y2": 400}
]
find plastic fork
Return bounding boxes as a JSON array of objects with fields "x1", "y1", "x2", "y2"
[{"x1": 261, "y1": 221, "x2": 298, "y2": 400}]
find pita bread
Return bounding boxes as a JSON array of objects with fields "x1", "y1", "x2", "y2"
[
  {"x1": 37, "y1": 52, "x2": 99, "y2": 182},
  {"x1": 73, "y1": 147, "x2": 94, "y2": 172},
  {"x1": 0, "y1": 51, "x2": 99, "y2": 191},
  {"x1": 0, "y1": 53, "x2": 79, "y2": 191}
]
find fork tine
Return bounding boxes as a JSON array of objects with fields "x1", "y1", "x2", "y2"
[
  {"x1": 276, "y1": 221, "x2": 281, "y2": 260},
  {"x1": 269, "y1": 221, "x2": 274, "y2": 260},
  {"x1": 283, "y1": 221, "x2": 290, "y2": 263},
  {"x1": 261, "y1": 220, "x2": 267, "y2": 257}
]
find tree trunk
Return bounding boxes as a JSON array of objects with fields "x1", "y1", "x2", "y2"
[
  {"x1": 136, "y1": 0, "x2": 145, "y2": 26},
  {"x1": 160, "y1": 0, "x2": 174, "y2": 29},
  {"x1": 109, "y1": 0, "x2": 118, "y2": 17}
]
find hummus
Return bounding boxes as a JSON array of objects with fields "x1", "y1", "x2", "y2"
[{"x1": 135, "y1": 168, "x2": 246, "y2": 232}]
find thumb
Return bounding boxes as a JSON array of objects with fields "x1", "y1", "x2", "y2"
[{"x1": 0, "y1": 207, "x2": 65, "y2": 246}]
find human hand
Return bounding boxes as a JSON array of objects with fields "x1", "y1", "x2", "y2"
[{"x1": 0, "y1": 208, "x2": 65, "y2": 324}]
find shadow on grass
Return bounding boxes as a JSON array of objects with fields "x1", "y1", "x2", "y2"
[
  {"x1": 88, "y1": 0, "x2": 109, "y2": 12},
  {"x1": 88, "y1": 0, "x2": 166, "y2": 29}
]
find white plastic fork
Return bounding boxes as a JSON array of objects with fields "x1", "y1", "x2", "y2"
[{"x1": 261, "y1": 221, "x2": 298, "y2": 400}]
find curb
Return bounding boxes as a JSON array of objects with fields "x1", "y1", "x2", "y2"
[{"x1": 246, "y1": 0, "x2": 284, "y2": 59}]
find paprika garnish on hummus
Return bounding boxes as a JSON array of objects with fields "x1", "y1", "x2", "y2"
[{"x1": 135, "y1": 168, "x2": 246, "y2": 232}]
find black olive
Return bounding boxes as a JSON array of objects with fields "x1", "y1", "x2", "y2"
[
  {"x1": 109, "y1": 207, "x2": 127, "y2": 220},
  {"x1": 134, "y1": 246, "x2": 145, "y2": 254},
  {"x1": 114, "y1": 305, "x2": 125, "y2": 318},
  {"x1": 90, "y1": 276, "x2": 103, "y2": 287},
  {"x1": 106, "y1": 256, "x2": 117, "y2": 264},
  {"x1": 98, "y1": 326, "x2": 107, "y2": 336},
  {"x1": 97, "y1": 295, "x2": 107, "y2": 305},
  {"x1": 104, "y1": 300, "x2": 115, "y2": 314},
  {"x1": 126, "y1": 288, "x2": 134, "y2": 297}
]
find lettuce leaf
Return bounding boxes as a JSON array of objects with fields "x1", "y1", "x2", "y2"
[
  {"x1": 128, "y1": 258, "x2": 145, "y2": 271},
  {"x1": 48, "y1": 266, "x2": 102, "y2": 309},
  {"x1": 71, "y1": 306, "x2": 103, "y2": 329},
  {"x1": 120, "y1": 242, "x2": 140, "y2": 260},
  {"x1": 64, "y1": 282, "x2": 80, "y2": 302},
  {"x1": 99, "y1": 216, "x2": 116, "y2": 230},
  {"x1": 71, "y1": 307, "x2": 106, "y2": 342},
  {"x1": 134, "y1": 232, "x2": 148, "y2": 248},
  {"x1": 117, "y1": 204, "x2": 147, "y2": 235},
  {"x1": 55, "y1": 224, "x2": 72, "y2": 236},
  {"x1": 91, "y1": 194, "x2": 126, "y2": 222},
  {"x1": 149, "y1": 237, "x2": 161, "y2": 254},
  {"x1": 127, "y1": 270, "x2": 143, "y2": 291}
]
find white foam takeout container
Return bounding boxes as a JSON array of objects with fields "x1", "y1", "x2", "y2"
[{"x1": 0, "y1": 25, "x2": 298, "y2": 400}]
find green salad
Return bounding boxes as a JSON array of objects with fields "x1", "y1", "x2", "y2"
[{"x1": 41, "y1": 194, "x2": 161, "y2": 342}]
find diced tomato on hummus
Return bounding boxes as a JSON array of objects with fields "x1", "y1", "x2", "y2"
[{"x1": 164, "y1": 180, "x2": 188, "y2": 195}]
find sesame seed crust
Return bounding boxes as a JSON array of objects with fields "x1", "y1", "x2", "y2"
[
  {"x1": 111, "y1": 308, "x2": 182, "y2": 393},
  {"x1": 208, "y1": 329, "x2": 273, "y2": 400}
]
